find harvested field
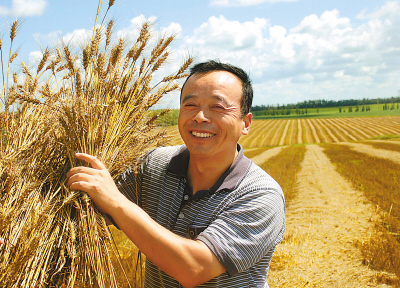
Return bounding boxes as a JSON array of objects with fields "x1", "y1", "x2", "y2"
[
  {"x1": 250, "y1": 146, "x2": 288, "y2": 166},
  {"x1": 363, "y1": 140, "x2": 400, "y2": 153},
  {"x1": 267, "y1": 145, "x2": 398, "y2": 287},
  {"x1": 338, "y1": 142, "x2": 400, "y2": 165},
  {"x1": 322, "y1": 143, "x2": 400, "y2": 284},
  {"x1": 161, "y1": 116, "x2": 400, "y2": 148}
]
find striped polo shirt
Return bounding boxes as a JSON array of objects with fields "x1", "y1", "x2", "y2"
[{"x1": 117, "y1": 144, "x2": 286, "y2": 288}]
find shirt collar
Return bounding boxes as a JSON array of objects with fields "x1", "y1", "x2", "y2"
[{"x1": 167, "y1": 144, "x2": 252, "y2": 194}]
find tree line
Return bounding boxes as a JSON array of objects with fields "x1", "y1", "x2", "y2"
[
  {"x1": 251, "y1": 96, "x2": 400, "y2": 116},
  {"x1": 252, "y1": 96, "x2": 400, "y2": 111},
  {"x1": 135, "y1": 96, "x2": 400, "y2": 126}
]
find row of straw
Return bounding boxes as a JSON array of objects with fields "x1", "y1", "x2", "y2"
[{"x1": 0, "y1": 1, "x2": 192, "y2": 286}]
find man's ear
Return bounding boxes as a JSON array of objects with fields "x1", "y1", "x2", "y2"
[{"x1": 241, "y1": 112, "x2": 252, "y2": 136}]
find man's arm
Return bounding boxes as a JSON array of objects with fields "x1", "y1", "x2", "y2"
[{"x1": 67, "y1": 153, "x2": 226, "y2": 287}]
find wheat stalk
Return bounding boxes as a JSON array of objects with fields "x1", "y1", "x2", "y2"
[{"x1": 0, "y1": 1, "x2": 192, "y2": 287}]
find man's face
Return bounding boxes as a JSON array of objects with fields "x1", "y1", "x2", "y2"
[{"x1": 178, "y1": 71, "x2": 252, "y2": 159}]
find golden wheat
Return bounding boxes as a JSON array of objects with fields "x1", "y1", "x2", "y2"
[{"x1": 0, "y1": 1, "x2": 192, "y2": 287}]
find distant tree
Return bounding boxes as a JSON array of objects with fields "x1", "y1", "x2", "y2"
[
  {"x1": 348, "y1": 106, "x2": 353, "y2": 112},
  {"x1": 339, "y1": 106, "x2": 342, "y2": 113}
]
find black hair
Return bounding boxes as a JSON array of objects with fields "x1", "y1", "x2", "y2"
[{"x1": 181, "y1": 60, "x2": 253, "y2": 117}]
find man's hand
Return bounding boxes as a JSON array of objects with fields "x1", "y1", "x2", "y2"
[
  {"x1": 66, "y1": 153, "x2": 125, "y2": 215},
  {"x1": 67, "y1": 153, "x2": 225, "y2": 286},
  {"x1": 0, "y1": 238, "x2": 4, "y2": 245}
]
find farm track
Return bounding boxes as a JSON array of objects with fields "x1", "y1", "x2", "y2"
[
  {"x1": 266, "y1": 145, "x2": 395, "y2": 288},
  {"x1": 250, "y1": 146, "x2": 288, "y2": 166},
  {"x1": 365, "y1": 139, "x2": 400, "y2": 145},
  {"x1": 339, "y1": 142, "x2": 400, "y2": 165}
]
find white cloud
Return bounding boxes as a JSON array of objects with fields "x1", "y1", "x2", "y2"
[
  {"x1": 186, "y1": 16, "x2": 268, "y2": 51},
  {"x1": 0, "y1": 0, "x2": 47, "y2": 17},
  {"x1": 210, "y1": 0, "x2": 296, "y2": 7},
  {"x1": 179, "y1": 1, "x2": 400, "y2": 106},
  {"x1": 357, "y1": 1, "x2": 400, "y2": 20},
  {"x1": 62, "y1": 29, "x2": 91, "y2": 46},
  {"x1": 291, "y1": 10, "x2": 350, "y2": 35},
  {"x1": 33, "y1": 30, "x2": 63, "y2": 46},
  {"x1": 117, "y1": 15, "x2": 158, "y2": 40},
  {"x1": 28, "y1": 50, "x2": 42, "y2": 64}
]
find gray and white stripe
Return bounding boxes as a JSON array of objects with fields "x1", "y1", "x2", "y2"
[{"x1": 117, "y1": 145, "x2": 286, "y2": 288}]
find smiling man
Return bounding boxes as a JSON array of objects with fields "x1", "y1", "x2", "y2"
[{"x1": 67, "y1": 60, "x2": 285, "y2": 287}]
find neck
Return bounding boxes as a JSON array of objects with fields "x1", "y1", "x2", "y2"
[{"x1": 187, "y1": 147, "x2": 238, "y2": 194}]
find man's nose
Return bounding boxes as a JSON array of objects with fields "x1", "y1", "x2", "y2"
[{"x1": 193, "y1": 109, "x2": 210, "y2": 123}]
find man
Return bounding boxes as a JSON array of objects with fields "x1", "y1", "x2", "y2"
[{"x1": 67, "y1": 60, "x2": 286, "y2": 287}]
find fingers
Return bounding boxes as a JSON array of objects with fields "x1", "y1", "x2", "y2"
[
  {"x1": 67, "y1": 153, "x2": 107, "y2": 179},
  {"x1": 75, "y1": 153, "x2": 106, "y2": 170},
  {"x1": 0, "y1": 238, "x2": 4, "y2": 245},
  {"x1": 67, "y1": 166, "x2": 98, "y2": 179},
  {"x1": 68, "y1": 179, "x2": 94, "y2": 194},
  {"x1": 66, "y1": 169, "x2": 92, "y2": 186}
]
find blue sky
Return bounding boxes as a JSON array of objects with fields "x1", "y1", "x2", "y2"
[{"x1": 1, "y1": 0, "x2": 400, "y2": 109}]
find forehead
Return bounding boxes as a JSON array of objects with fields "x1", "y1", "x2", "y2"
[{"x1": 181, "y1": 71, "x2": 243, "y2": 102}]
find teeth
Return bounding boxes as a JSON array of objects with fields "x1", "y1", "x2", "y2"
[{"x1": 192, "y1": 131, "x2": 214, "y2": 138}]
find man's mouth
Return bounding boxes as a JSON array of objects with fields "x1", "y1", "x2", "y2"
[{"x1": 191, "y1": 131, "x2": 215, "y2": 138}]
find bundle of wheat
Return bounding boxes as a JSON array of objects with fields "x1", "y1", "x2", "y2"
[{"x1": 0, "y1": 1, "x2": 192, "y2": 287}]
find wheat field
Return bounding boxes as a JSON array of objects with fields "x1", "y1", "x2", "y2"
[{"x1": 166, "y1": 116, "x2": 400, "y2": 148}]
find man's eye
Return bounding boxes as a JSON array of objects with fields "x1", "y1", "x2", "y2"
[{"x1": 213, "y1": 105, "x2": 225, "y2": 110}]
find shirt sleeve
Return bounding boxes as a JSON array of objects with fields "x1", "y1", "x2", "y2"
[{"x1": 196, "y1": 188, "x2": 286, "y2": 277}]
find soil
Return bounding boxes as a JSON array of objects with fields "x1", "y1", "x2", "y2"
[{"x1": 266, "y1": 144, "x2": 396, "y2": 288}]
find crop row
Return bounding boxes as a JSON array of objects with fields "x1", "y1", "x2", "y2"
[{"x1": 165, "y1": 116, "x2": 400, "y2": 148}]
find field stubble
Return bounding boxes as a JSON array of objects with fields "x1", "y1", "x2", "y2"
[
  {"x1": 322, "y1": 143, "x2": 400, "y2": 285},
  {"x1": 268, "y1": 144, "x2": 398, "y2": 287},
  {"x1": 162, "y1": 116, "x2": 400, "y2": 149}
]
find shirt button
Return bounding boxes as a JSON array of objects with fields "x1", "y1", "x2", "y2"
[
  {"x1": 183, "y1": 195, "x2": 189, "y2": 201},
  {"x1": 179, "y1": 212, "x2": 185, "y2": 219}
]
